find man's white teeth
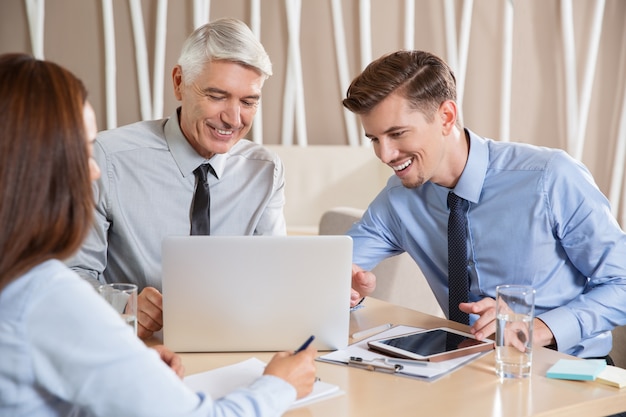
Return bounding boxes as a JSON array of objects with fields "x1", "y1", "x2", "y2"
[
  {"x1": 393, "y1": 159, "x2": 412, "y2": 171},
  {"x1": 217, "y1": 128, "x2": 232, "y2": 135}
]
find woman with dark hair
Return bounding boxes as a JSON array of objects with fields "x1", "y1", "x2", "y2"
[{"x1": 0, "y1": 53, "x2": 316, "y2": 417}]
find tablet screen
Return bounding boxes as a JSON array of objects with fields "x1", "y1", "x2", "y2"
[{"x1": 377, "y1": 329, "x2": 485, "y2": 357}]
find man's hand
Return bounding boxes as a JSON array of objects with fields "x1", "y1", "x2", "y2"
[
  {"x1": 264, "y1": 345, "x2": 318, "y2": 399},
  {"x1": 459, "y1": 298, "x2": 556, "y2": 347},
  {"x1": 151, "y1": 344, "x2": 185, "y2": 379},
  {"x1": 459, "y1": 298, "x2": 497, "y2": 340},
  {"x1": 532, "y1": 318, "x2": 556, "y2": 347},
  {"x1": 351, "y1": 264, "x2": 376, "y2": 307},
  {"x1": 137, "y1": 287, "x2": 163, "y2": 340}
]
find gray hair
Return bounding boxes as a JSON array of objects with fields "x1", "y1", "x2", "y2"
[{"x1": 177, "y1": 18, "x2": 272, "y2": 84}]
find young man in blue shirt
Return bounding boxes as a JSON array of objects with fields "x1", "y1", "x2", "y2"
[{"x1": 344, "y1": 50, "x2": 626, "y2": 360}]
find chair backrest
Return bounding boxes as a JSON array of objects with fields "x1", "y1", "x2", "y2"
[
  {"x1": 267, "y1": 145, "x2": 389, "y2": 233},
  {"x1": 610, "y1": 325, "x2": 626, "y2": 368},
  {"x1": 318, "y1": 207, "x2": 444, "y2": 317}
]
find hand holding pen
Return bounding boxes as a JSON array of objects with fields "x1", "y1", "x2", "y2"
[{"x1": 263, "y1": 335, "x2": 318, "y2": 399}]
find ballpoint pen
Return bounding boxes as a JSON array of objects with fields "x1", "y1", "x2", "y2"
[{"x1": 294, "y1": 335, "x2": 315, "y2": 354}]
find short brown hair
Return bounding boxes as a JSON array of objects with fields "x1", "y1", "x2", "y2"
[
  {"x1": 343, "y1": 50, "x2": 457, "y2": 121},
  {"x1": 0, "y1": 53, "x2": 94, "y2": 291}
]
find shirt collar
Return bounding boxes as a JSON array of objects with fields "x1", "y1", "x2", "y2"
[
  {"x1": 452, "y1": 128, "x2": 488, "y2": 204},
  {"x1": 164, "y1": 107, "x2": 226, "y2": 179}
]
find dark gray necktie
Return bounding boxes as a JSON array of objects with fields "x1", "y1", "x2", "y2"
[
  {"x1": 191, "y1": 163, "x2": 214, "y2": 235},
  {"x1": 447, "y1": 192, "x2": 470, "y2": 324}
]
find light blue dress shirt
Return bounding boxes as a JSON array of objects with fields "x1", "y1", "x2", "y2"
[
  {"x1": 67, "y1": 109, "x2": 286, "y2": 290},
  {"x1": 0, "y1": 260, "x2": 295, "y2": 417},
  {"x1": 348, "y1": 129, "x2": 626, "y2": 358}
]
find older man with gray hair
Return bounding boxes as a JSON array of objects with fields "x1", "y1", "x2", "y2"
[{"x1": 68, "y1": 18, "x2": 286, "y2": 339}]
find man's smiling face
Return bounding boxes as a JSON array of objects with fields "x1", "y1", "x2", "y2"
[
  {"x1": 361, "y1": 92, "x2": 449, "y2": 189},
  {"x1": 173, "y1": 60, "x2": 265, "y2": 159}
]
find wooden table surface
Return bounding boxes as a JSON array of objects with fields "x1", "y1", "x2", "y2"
[{"x1": 170, "y1": 297, "x2": 626, "y2": 416}]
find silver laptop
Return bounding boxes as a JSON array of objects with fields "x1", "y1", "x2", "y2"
[{"x1": 162, "y1": 235, "x2": 353, "y2": 352}]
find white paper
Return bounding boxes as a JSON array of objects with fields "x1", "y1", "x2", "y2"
[
  {"x1": 184, "y1": 357, "x2": 342, "y2": 409},
  {"x1": 318, "y1": 325, "x2": 485, "y2": 380}
]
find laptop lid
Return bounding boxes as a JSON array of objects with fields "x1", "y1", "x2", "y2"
[{"x1": 162, "y1": 235, "x2": 353, "y2": 352}]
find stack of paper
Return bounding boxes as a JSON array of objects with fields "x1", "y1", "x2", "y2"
[
  {"x1": 546, "y1": 359, "x2": 607, "y2": 381},
  {"x1": 184, "y1": 357, "x2": 342, "y2": 409},
  {"x1": 546, "y1": 358, "x2": 626, "y2": 389},
  {"x1": 318, "y1": 325, "x2": 486, "y2": 381},
  {"x1": 596, "y1": 365, "x2": 626, "y2": 388}
]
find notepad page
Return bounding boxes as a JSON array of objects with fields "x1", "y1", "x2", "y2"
[
  {"x1": 183, "y1": 357, "x2": 341, "y2": 409},
  {"x1": 596, "y1": 365, "x2": 626, "y2": 388}
]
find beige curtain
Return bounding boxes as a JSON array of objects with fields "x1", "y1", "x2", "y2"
[{"x1": 1, "y1": 0, "x2": 625, "y2": 223}]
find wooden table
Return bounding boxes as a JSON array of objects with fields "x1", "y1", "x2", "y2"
[{"x1": 175, "y1": 298, "x2": 626, "y2": 416}]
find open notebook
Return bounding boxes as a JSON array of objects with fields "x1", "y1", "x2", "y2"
[
  {"x1": 162, "y1": 235, "x2": 353, "y2": 352},
  {"x1": 184, "y1": 357, "x2": 342, "y2": 409}
]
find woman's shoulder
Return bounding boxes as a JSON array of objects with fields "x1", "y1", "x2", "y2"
[{"x1": 4, "y1": 260, "x2": 90, "y2": 306}]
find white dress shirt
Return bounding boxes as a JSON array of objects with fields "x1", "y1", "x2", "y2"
[{"x1": 67, "y1": 109, "x2": 286, "y2": 290}]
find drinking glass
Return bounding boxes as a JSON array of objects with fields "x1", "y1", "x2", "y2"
[
  {"x1": 98, "y1": 283, "x2": 138, "y2": 335},
  {"x1": 495, "y1": 285, "x2": 535, "y2": 378}
]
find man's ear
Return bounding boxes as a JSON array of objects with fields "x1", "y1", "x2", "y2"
[
  {"x1": 172, "y1": 65, "x2": 183, "y2": 101},
  {"x1": 439, "y1": 100, "x2": 458, "y2": 135}
]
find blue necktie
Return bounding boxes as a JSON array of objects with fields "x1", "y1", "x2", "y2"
[
  {"x1": 448, "y1": 192, "x2": 470, "y2": 325},
  {"x1": 191, "y1": 163, "x2": 215, "y2": 235}
]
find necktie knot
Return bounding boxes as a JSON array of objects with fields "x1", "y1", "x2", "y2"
[
  {"x1": 448, "y1": 192, "x2": 466, "y2": 213},
  {"x1": 194, "y1": 163, "x2": 215, "y2": 184}
]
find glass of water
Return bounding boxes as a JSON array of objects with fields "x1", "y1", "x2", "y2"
[
  {"x1": 98, "y1": 283, "x2": 138, "y2": 335},
  {"x1": 495, "y1": 285, "x2": 535, "y2": 378}
]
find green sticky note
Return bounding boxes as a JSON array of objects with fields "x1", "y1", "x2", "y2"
[{"x1": 546, "y1": 359, "x2": 607, "y2": 381}]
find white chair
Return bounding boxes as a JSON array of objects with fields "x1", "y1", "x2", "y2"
[{"x1": 318, "y1": 207, "x2": 444, "y2": 317}]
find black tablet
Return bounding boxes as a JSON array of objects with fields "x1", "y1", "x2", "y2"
[{"x1": 367, "y1": 327, "x2": 494, "y2": 362}]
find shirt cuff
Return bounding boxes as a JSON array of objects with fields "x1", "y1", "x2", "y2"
[
  {"x1": 249, "y1": 375, "x2": 297, "y2": 412},
  {"x1": 537, "y1": 307, "x2": 580, "y2": 352}
]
